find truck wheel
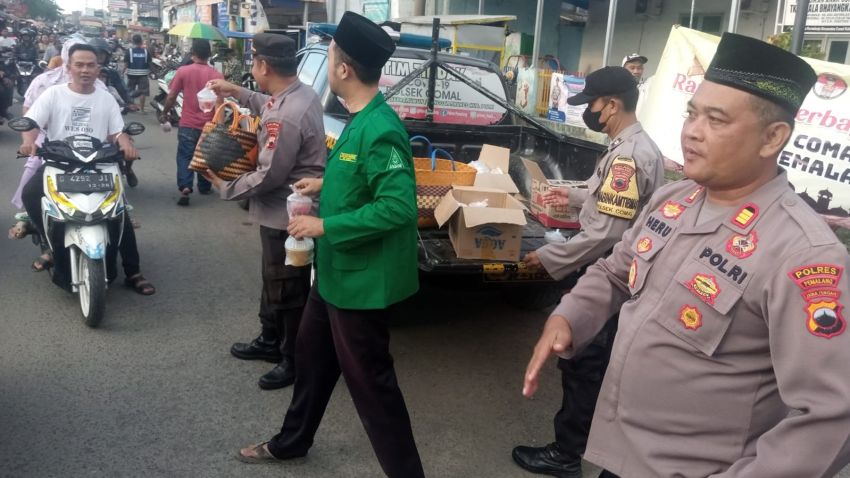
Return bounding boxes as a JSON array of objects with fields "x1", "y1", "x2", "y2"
[
  {"x1": 506, "y1": 284, "x2": 565, "y2": 311},
  {"x1": 78, "y1": 254, "x2": 106, "y2": 328}
]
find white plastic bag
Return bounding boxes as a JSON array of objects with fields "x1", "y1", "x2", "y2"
[
  {"x1": 468, "y1": 160, "x2": 491, "y2": 174},
  {"x1": 285, "y1": 236, "x2": 315, "y2": 266},
  {"x1": 287, "y1": 186, "x2": 314, "y2": 217}
]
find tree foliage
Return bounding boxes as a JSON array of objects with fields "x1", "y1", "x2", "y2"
[
  {"x1": 23, "y1": 0, "x2": 62, "y2": 22},
  {"x1": 767, "y1": 31, "x2": 825, "y2": 61}
]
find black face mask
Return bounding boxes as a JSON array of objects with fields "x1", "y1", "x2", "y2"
[{"x1": 582, "y1": 104, "x2": 607, "y2": 132}]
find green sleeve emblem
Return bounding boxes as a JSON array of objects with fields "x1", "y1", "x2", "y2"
[{"x1": 387, "y1": 147, "x2": 405, "y2": 170}]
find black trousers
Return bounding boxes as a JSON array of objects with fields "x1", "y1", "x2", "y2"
[
  {"x1": 267, "y1": 286, "x2": 425, "y2": 478},
  {"x1": 22, "y1": 165, "x2": 141, "y2": 287},
  {"x1": 599, "y1": 471, "x2": 621, "y2": 478},
  {"x1": 257, "y1": 225, "x2": 311, "y2": 362}
]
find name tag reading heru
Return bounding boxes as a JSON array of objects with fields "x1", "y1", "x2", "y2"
[{"x1": 339, "y1": 152, "x2": 357, "y2": 162}]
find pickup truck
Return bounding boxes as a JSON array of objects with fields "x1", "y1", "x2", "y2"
[{"x1": 294, "y1": 29, "x2": 605, "y2": 309}]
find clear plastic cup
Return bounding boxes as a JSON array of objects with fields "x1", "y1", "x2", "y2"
[
  {"x1": 285, "y1": 236, "x2": 314, "y2": 266},
  {"x1": 287, "y1": 189, "x2": 313, "y2": 217},
  {"x1": 197, "y1": 87, "x2": 216, "y2": 113}
]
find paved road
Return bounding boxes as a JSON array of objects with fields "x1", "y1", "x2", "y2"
[{"x1": 0, "y1": 103, "x2": 847, "y2": 478}]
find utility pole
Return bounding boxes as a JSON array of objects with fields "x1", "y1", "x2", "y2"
[{"x1": 790, "y1": 0, "x2": 810, "y2": 54}]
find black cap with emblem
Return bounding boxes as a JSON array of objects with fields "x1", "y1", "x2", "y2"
[
  {"x1": 333, "y1": 11, "x2": 395, "y2": 69},
  {"x1": 704, "y1": 33, "x2": 817, "y2": 113},
  {"x1": 252, "y1": 32, "x2": 297, "y2": 75},
  {"x1": 567, "y1": 66, "x2": 638, "y2": 106}
]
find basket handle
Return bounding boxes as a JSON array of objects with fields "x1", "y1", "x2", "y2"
[
  {"x1": 212, "y1": 101, "x2": 242, "y2": 129},
  {"x1": 431, "y1": 148, "x2": 456, "y2": 171},
  {"x1": 409, "y1": 135, "x2": 433, "y2": 157}
]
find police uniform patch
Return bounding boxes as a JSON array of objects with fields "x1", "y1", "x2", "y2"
[
  {"x1": 660, "y1": 201, "x2": 685, "y2": 219},
  {"x1": 679, "y1": 305, "x2": 703, "y2": 330},
  {"x1": 789, "y1": 264, "x2": 846, "y2": 338},
  {"x1": 732, "y1": 203, "x2": 758, "y2": 228},
  {"x1": 596, "y1": 156, "x2": 639, "y2": 220},
  {"x1": 387, "y1": 147, "x2": 404, "y2": 170},
  {"x1": 685, "y1": 273, "x2": 720, "y2": 305},
  {"x1": 629, "y1": 258, "x2": 638, "y2": 289},
  {"x1": 264, "y1": 122, "x2": 281, "y2": 151},
  {"x1": 684, "y1": 186, "x2": 704, "y2": 204},
  {"x1": 637, "y1": 237, "x2": 653, "y2": 254},
  {"x1": 726, "y1": 231, "x2": 758, "y2": 259}
]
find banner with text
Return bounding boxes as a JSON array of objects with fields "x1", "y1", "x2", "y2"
[
  {"x1": 640, "y1": 26, "x2": 850, "y2": 219},
  {"x1": 783, "y1": 0, "x2": 850, "y2": 33}
]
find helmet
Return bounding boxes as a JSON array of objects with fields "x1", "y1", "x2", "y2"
[
  {"x1": 89, "y1": 37, "x2": 110, "y2": 54},
  {"x1": 19, "y1": 28, "x2": 35, "y2": 38}
]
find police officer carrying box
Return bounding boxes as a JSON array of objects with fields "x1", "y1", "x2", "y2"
[
  {"x1": 233, "y1": 12, "x2": 425, "y2": 478},
  {"x1": 523, "y1": 33, "x2": 850, "y2": 478},
  {"x1": 205, "y1": 33, "x2": 326, "y2": 391},
  {"x1": 515, "y1": 66, "x2": 664, "y2": 478}
]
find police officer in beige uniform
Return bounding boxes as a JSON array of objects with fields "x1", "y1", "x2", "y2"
[
  {"x1": 524, "y1": 34, "x2": 850, "y2": 478},
  {"x1": 514, "y1": 67, "x2": 664, "y2": 478},
  {"x1": 205, "y1": 33, "x2": 326, "y2": 391}
]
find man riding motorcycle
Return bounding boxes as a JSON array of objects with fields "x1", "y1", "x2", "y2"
[{"x1": 14, "y1": 28, "x2": 38, "y2": 61}]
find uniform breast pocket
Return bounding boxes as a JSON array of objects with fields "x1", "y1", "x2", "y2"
[{"x1": 660, "y1": 261, "x2": 744, "y2": 357}]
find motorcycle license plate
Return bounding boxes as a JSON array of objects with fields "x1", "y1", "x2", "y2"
[{"x1": 56, "y1": 173, "x2": 114, "y2": 193}]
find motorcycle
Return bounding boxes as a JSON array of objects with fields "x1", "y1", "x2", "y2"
[
  {"x1": 151, "y1": 67, "x2": 182, "y2": 125},
  {"x1": 9, "y1": 117, "x2": 145, "y2": 327},
  {"x1": 15, "y1": 58, "x2": 41, "y2": 96}
]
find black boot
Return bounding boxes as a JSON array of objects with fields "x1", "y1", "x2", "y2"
[
  {"x1": 511, "y1": 443, "x2": 583, "y2": 478},
  {"x1": 258, "y1": 359, "x2": 295, "y2": 390},
  {"x1": 230, "y1": 335, "x2": 283, "y2": 363}
]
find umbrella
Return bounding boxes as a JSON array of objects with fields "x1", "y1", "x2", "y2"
[{"x1": 167, "y1": 22, "x2": 227, "y2": 42}]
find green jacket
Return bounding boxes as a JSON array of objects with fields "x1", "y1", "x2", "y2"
[{"x1": 317, "y1": 92, "x2": 418, "y2": 309}]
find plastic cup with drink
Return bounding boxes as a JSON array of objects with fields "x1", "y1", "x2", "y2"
[{"x1": 197, "y1": 87, "x2": 216, "y2": 113}]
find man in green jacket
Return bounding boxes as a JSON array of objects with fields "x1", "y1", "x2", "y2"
[{"x1": 236, "y1": 12, "x2": 425, "y2": 478}]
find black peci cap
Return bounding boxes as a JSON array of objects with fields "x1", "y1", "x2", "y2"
[
  {"x1": 333, "y1": 11, "x2": 395, "y2": 69},
  {"x1": 567, "y1": 66, "x2": 638, "y2": 106},
  {"x1": 704, "y1": 33, "x2": 817, "y2": 113},
  {"x1": 252, "y1": 32, "x2": 297, "y2": 74}
]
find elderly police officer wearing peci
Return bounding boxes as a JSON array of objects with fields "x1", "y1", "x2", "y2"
[
  {"x1": 234, "y1": 12, "x2": 425, "y2": 477},
  {"x1": 205, "y1": 33, "x2": 326, "y2": 390},
  {"x1": 515, "y1": 66, "x2": 664, "y2": 478},
  {"x1": 524, "y1": 33, "x2": 850, "y2": 478}
]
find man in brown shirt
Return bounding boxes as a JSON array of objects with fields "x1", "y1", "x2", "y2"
[
  {"x1": 524, "y1": 33, "x2": 850, "y2": 478},
  {"x1": 206, "y1": 33, "x2": 326, "y2": 390}
]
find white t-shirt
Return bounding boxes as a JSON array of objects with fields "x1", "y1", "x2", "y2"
[{"x1": 25, "y1": 83, "x2": 123, "y2": 142}]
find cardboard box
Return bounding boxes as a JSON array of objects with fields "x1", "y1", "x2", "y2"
[
  {"x1": 522, "y1": 158, "x2": 585, "y2": 229},
  {"x1": 473, "y1": 144, "x2": 520, "y2": 194},
  {"x1": 434, "y1": 186, "x2": 527, "y2": 262}
]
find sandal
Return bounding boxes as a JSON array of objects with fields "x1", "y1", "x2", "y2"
[
  {"x1": 235, "y1": 442, "x2": 288, "y2": 465},
  {"x1": 124, "y1": 273, "x2": 156, "y2": 295},
  {"x1": 32, "y1": 253, "x2": 53, "y2": 272},
  {"x1": 8, "y1": 220, "x2": 35, "y2": 240}
]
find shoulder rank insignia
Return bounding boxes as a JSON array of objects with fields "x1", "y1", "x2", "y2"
[
  {"x1": 789, "y1": 264, "x2": 846, "y2": 339},
  {"x1": 679, "y1": 305, "x2": 703, "y2": 330},
  {"x1": 726, "y1": 231, "x2": 758, "y2": 259},
  {"x1": 732, "y1": 203, "x2": 758, "y2": 229},
  {"x1": 660, "y1": 200, "x2": 685, "y2": 219},
  {"x1": 597, "y1": 156, "x2": 639, "y2": 220}
]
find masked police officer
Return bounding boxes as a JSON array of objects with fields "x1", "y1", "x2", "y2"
[
  {"x1": 514, "y1": 66, "x2": 664, "y2": 478},
  {"x1": 234, "y1": 12, "x2": 425, "y2": 478},
  {"x1": 206, "y1": 33, "x2": 326, "y2": 391},
  {"x1": 524, "y1": 33, "x2": 850, "y2": 478}
]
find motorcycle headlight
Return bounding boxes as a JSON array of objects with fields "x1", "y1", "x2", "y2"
[{"x1": 46, "y1": 175, "x2": 77, "y2": 215}]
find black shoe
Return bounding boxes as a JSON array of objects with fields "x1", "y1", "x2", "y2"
[
  {"x1": 512, "y1": 443, "x2": 582, "y2": 478},
  {"x1": 258, "y1": 360, "x2": 295, "y2": 390},
  {"x1": 230, "y1": 336, "x2": 282, "y2": 363},
  {"x1": 198, "y1": 189, "x2": 212, "y2": 195}
]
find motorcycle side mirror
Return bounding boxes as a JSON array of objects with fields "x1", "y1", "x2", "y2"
[
  {"x1": 123, "y1": 122, "x2": 145, "y2": 136},
  {"x1": 8, "y1": 117, "x2": 39, "y2": 132},
  {"x1": 38, "y1": 60, "x2": 48, "y2": 69}
]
